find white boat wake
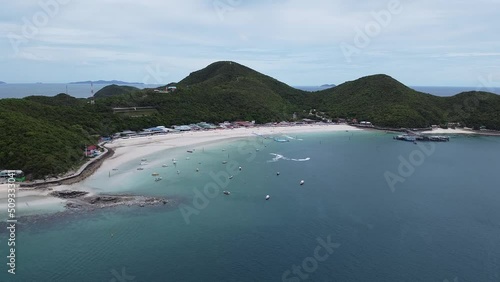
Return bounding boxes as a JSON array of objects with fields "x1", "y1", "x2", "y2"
[
  {"x1": 268, "y1": 153, "x2": 311, "y2": 163},
  {"x1": 283, "y1": 135, "x2": 304, "y2": 141}
]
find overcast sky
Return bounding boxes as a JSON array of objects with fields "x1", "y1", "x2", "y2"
[{"x1": 1, "y1": 0, "x2": 499, "y2": 87}]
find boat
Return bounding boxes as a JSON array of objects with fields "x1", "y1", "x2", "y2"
[
  {"x1": 154, "y1": 177, "x2": 162, "y2": 182},
  {"x1": 300, "y1": 180, "x2": 305, "y2": 185},
  {"x1": 393, "y1": 134, "x2": 416, "y2": 142},
  {"x1": 274, "y1": 137, "x2": 290, "y2": 143},
  {"x1": 137, "y1": 167, "x2": 144, "y2": 171},
  {"x1": 223, "y1": 191, "x2": 231, "y2": 195},
  {"x1": 229, "y1": 175, "x2": 233, "y2": 179},
  {"x1": 277, "y1": 172, "x2": 280, "y2": 176},
  {"x1": 196, "y1": 168, "x2": 199, "y2": 172},
  {"x1": 162, "y1": 164, "x2": 168, "y2": 167},
  {"x1": 152, "y1": 172, "x2": 159, "y2": 176},
  {"x1": 141, "y1": 158, "x2": 147, "y2": 161},
  {"x1": 187, "y1": 150, "x2": 194, "y2": 153},
  {"x1": 140, "y1": 161, "x2": 148, "y2": 165},
  {"x1": 239, "y1": 166, "x2": 242, "y2": 171},
  {"x1": 186, "y1": 157, "x2": 190, "y2": 160},
  {"x1": 222, "y1": 161, "x2": 227, "y2": 164},
  {"x1": 177, "y1": 170, "x2": 180, "y2": 174},
  {"x1": 265, "y1": 195, "x2": 270, "y2": 200},
  {"x1": 394, "y1": 134, "x2": 449, "y2": 142}
]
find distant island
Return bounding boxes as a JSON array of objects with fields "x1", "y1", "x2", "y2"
[
  {"x1": 320, "y1": 84, "x2": 336, "y2": 88},
  {"x1": 69, "y1": 80, "x2": 144, "y2": 85},
  {"x1": 0, "y1": 81, "x2": 6, "y2": 84}
]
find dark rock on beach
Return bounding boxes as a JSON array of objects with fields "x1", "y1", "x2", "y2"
[{"x1": 50, "y1": 190, "x2": 89, "y2": 198}]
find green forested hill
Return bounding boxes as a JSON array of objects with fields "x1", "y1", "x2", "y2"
[
  {"x1": 2, "y1": 61, "x2": 500, "y2": 179},
  {"x1": 94, "y1": 84, "x2": 139, "y2": 98},
  {"x1": 308, "y1": 74, "x2": 447, "y2": 127},
  {"x1": 0, "y1": 99, "x2": 97, "y2": 179}
]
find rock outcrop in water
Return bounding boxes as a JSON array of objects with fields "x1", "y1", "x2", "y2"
[{"x1": 50, "y1": 190, "x2": 168, "y2": 211}]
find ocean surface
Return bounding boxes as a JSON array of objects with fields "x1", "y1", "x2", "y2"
[
  {"x1": 2, "y1": 131, "x2": 500, "y2": 281},
  {"x1": 0, "y1": 83, "x2": 162, "y2": 99},
  {"x1": 1, "y1": 84, "x2": 500, "y2": 99}
]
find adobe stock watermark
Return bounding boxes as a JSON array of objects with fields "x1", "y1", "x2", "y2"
[
  {"x1": 477, "y1": 73, "x2": 500, "y2": 93},
  {"x1": 179, "y1": 137, "x2": 262, "y2": 224},
  {"x1": 142, "y1": 63, "x2": 170, "y2": 84},
  {"x1": 281, "y1": 235, "x2": 340, "y2": 282},
  {"x1": 384, "y1": 142, "x2": 435, "y2": 192},
  {"x1": 8, "y1": 0, "x2": 71, "y2": 56},
  {"x1": 340, "y1": 0, "x2": 403, "y2": 63},
  {"x1": 109, "y1": 267, "x2": 135, "y2": 282},
  {"x1": 213, "y1": 0, "x2": 242, "y2": 21}
]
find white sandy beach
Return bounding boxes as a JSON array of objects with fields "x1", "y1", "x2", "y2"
[
  {"x1": 101, "y1": 124, "x2": 361, "y2": 174},
  {"x1": 0, "y1": 124, "x2": 361, "y2": 217},
  {"x1": 421, "y1": 128, "x2": 476, "y2": 135}
]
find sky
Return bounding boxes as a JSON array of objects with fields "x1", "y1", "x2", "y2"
[{"x1": 1, "y1": 0, "x2": 499, "y2": 88}]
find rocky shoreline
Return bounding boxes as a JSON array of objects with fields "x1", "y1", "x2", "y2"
[{"x1": 49, "y1": 189, "x2": 168, "y2": 211}]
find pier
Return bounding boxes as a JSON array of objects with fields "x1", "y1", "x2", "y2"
[{"x1": 393, "y1": 134, "x2": 449, "y2": 142}]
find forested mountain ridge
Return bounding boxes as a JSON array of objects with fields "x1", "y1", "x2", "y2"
[{"x1": 1, "y1": 61, "x2": 500, "y2": 179}]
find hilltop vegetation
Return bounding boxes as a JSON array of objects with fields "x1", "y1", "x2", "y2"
[
  {"x1": 1, "y1": 61, "x2": 500, "y2": 179},
  {"x1": 94, "y1": 84, "x2": 140, "y2": 98}
]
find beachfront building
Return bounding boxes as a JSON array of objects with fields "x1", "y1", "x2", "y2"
[
  {"x1": 174, "y1": 125, "x2": 192, "y2": 131},
  {"x1": 359, "y1": 121, "x2": 374, "y2": 127},
  {"x1": 85, "y1": 145, "x2": 101, "y2": 157},
  {"x1": 197, "y1": 122, "x2": 217, "y2": 129},
  {"x1": 233, "y1": 121, "x2": 254, "y2": 127}
]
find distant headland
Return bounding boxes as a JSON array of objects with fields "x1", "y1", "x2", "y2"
[
  {"x1": 0, "y1": 81, "x2": 6, "y2": 84},
  {"x1": 69, "y1": 80, "x2": 144, "y2": 85}
]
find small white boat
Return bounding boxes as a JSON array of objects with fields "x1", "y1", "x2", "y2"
[
  {"x1": 300, "y1": 180, "x2": 305, "y2": 185},
  {"x1": 140, "y1": 161, "x2": 148, "y2": 165},
  {"x1": 172, "y1": 158, "x2": 176, "y2": 161},
  {"x1": 222, "y1": 161, "x2": 227, "y2": 164},
  {"x1": 265, "y1": 195, "x2": 270, "y2": 200},
  {"x1": 239, "y1": 166, "x2": 242, "y2": 171},
  {"x1": 177, "y1": 170, "x2": 180, "y2": 174},
  {"x1": 162, "y1": 164, "x2": 168, "y2": 167},
  {"x1": 223, "y1": 191, "x2": 230, "y2": 195},
  {"x1": 141, "y1": 158, "x2": 147, "y2": 161},
  {"x1": 196, "y1": 168, "x2": 199, "y2": 172},
  {"x1": 152, "y1": 172, "x2": 159, "y2": 176},
  {"x1": 229, "y1": 175, "x2": 233, "y2": 179},
  {"x1": 277, "y1": 172, "x2": 280, "y2": 175}
]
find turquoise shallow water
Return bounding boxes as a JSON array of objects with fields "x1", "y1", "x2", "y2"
[{"x1": 2, "y1": 131, "x2": 500, "y2": 281}]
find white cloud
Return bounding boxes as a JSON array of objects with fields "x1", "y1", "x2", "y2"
[{"x1": 0, "y1": 0, "x2": 499, "y2": 86}]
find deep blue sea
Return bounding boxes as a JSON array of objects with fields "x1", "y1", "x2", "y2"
[{"x1": 2, "y1": 131, "x2": 500, "y2": 281}]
